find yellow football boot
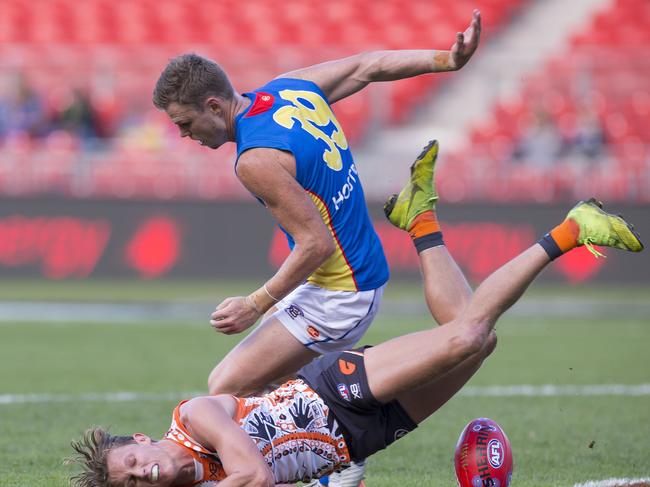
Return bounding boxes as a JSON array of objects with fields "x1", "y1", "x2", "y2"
[
  {"x1": 566, "y1": 198, "x2": 644, "y2": 257},
  {"x1": 384, "y1": 139, "x2": 439, "y2": 230}
]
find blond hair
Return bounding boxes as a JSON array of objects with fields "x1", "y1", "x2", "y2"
[{"x1": 67, "y1": 427, "x2": 135, "y2": 487}]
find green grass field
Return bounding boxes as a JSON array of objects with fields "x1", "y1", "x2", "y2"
[{"x1": 0, "y1": 280, "x2": 649, "y2": 486}]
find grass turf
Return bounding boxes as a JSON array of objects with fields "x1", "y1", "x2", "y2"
[{"x1": 0, "y1": 281, "x2": 648, "y2": 486}]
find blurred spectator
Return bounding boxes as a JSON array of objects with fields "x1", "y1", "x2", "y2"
[
  {"x1": 565, "y1": 104, "x2": 608, "y2": 163},
  {"x1": 55, "y1": 88, "x2": 105, "y2": 149},
  {"x1": 115, "y1": 106, "x2": 170, "y2": 152},
  {"x1": 0, "y1": 93, "x2": 9, "y2": 141},
  {"x1": 6, "y1": 74, "x2": 51, "y2": 140},
  {"x1": 512, "y1": 107, "x2": 565, "y2": 168}
]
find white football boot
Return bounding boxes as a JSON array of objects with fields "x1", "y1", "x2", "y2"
[{"x1": 326, "y1": 459, "x2": 367, "y2": 487}]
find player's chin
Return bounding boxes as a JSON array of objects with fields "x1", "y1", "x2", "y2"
[
  {"x1": 157, "y1": 464, "x2": 174, "y2": 486},
  {"x1": 203, "y1": 136, "x2": 222, "y2": 149}
]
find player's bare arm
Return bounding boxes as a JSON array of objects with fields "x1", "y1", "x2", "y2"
[
  {"x1": 280, "y1": 9, "x2": 481, "y2": 103},
  {"x1": 181, "y1": 396, "x2": 275, "y2": 487},
  {"x1": 210, "y1": 148, "x2": 335, "y2": 334}
]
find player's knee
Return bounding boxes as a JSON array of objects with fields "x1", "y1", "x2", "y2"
[
  {"x1": 207, "y1": 368, "x2": 240, "y2": 396},
  {"x1": 208, "y1": 365, "x2": 266, "y2": 396},
  {"x1": 453, "y1": 317, "x2": 497, "y2": 360},
  {"x1": 448, "y1": 324, "x2": 486, "y2": 362},
  {"x1": 207, "y1": 370, "x2": 222, "y2": 396},
  {"x1": 483, "y1": 330, "x2": 498, "y2": 357}
]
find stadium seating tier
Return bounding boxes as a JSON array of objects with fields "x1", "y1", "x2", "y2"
[{"x1": 5, "y1": 0, "x2": 646, "y2": 201}]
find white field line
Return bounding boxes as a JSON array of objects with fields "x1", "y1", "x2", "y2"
[
  {"x1": 573, "y1": 478, "x2": 650, "y2": 487},
  {"x1": 460, "y1": 384, "x2": 650, "y2": 397},
  {"x1": 0, "y1": 391, "x2": 200, "y2": 405},
  {"x1": 1, "y1": 384, "x2": 650, "y2": 405}
]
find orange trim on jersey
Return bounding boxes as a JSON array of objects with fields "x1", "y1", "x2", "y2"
[
  {"x1": 259, "y1": 431, "x2": 349, "y2": 459},
  {"x1": 307, "y1": 190, "x2": 358, "y2": 291},
  {"x1": 167, "y1": 400, "x2": 213, "y2": 456},
  {"x1": 233, "y1": 396, "x2": 258, "y2": 423},
  {"x1": 165, "y1": 401, "x2": 227, "y2": 484}
]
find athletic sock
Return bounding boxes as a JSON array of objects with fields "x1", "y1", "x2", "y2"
[
  {"x1": 408, "y1": 211, "x2": 444, "y2": 253},
  {"x1": 538, "y1": 218, "x2": 579, "y2": 260}
]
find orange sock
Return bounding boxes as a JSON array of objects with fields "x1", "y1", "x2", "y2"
[
  {"x1": 408, "y1": 210, "x2": 441, "y2": 239},
  {"x1": 549, "y1": 218, "x2": 580, "y2": 253}
]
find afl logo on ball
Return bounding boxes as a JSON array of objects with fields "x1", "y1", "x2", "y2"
[{"x1": 488, "y1": 439, "x2": 504, "y2": 468}]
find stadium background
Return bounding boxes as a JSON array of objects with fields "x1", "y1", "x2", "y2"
[{"x1": 1, "y1": 0, "x2": 648, "y2": 486}]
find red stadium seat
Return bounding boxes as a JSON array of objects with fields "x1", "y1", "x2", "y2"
[
  {"x1": 1, "y1": 0, "x2": 530, "y2": 200},
  {"x1": 454, "y1": 0, "x2": 650, "y2": 202}
]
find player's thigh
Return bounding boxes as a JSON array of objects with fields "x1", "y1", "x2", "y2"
[
  {"x1": 395, "y1": 350, "x2": 485, "y2": 424},
  {"x1": 364, "y1": 320, "x2": 483, "y2": 403},
  {"x1": 208, "y1": 316, "x2": 318, "y2": 396},
  {"x1": 395, "y1": 331, "x2": 497, "y2": 424}
]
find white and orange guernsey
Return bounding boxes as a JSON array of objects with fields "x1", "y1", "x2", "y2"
[{"x1": 165, "y1": 379, "x2": 351, "y2": 485}]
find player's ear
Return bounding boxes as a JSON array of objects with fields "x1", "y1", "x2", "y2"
[
  {"x1": 133, "y1": 433, "x2": 152, "y2": 445},
  {"x1": 205, "y1": 97, "x2": 223, "y2": 116}
]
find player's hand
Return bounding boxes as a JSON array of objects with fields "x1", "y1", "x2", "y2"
[
  {"x1": 449, "y1": 9, "x2": 481, "y2": 70},
  {"x1": 210, "y1": 296, "x2": 261, "y2": 335}
]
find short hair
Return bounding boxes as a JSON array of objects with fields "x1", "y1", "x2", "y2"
[
  {"x1": 153, "y1": 53, "x2": 235, "y2": 110},
  {"x1": 67, "y1": 427, "x2": 135, "y2": 487}
]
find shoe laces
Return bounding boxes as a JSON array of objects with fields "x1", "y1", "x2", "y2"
[{"x1": 583, "y1": 238, "x2": 606, "y2": 258}]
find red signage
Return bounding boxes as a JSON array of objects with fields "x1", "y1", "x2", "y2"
[
  {"x1": 268, "y1": 221, "x2": 607, "y2": 283},
  {"x1": 0, "y1": 200, "x2": 643, "y2": 282},
  {"x1": 125, "y1": 216, "x2": 181, "y2": 279},
  {"x1": 0, "y1": 215, "x2": 111, "y2": 279}
]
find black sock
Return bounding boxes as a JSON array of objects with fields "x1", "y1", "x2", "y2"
[
  {"x1": 413, "y1": 231, "x2": 444, "y2": 254},
  {"x1": 537, "y1": 233, "x2": 562, "y2": 261}
]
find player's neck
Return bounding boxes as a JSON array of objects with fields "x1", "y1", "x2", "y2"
[{"x1": 227, "y1": 93, "x2": 251, "y2": 141}]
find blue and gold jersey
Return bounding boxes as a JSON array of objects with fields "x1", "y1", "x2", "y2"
[{"x1": 235, "y1": 78, "x2": 388, "y2": 291}]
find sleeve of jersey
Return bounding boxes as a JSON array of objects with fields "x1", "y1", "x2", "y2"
[{"x1": 165, "y1": 401, "x2": 214, "y2": 455}]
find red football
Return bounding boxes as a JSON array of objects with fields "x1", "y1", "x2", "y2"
[{"x1": 454, "y1": 418, "x2": 513, "y2": 487}]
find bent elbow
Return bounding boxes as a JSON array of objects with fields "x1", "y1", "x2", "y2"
[
  {"x1": 304, "y1": 235, "x2": 336, "y2": 262},
  {"x1": 319, "y1": 237, "x2": 337, "y2": 259},
  {"x1": 295, "y1": 234, "x2": 336, "y2": 267},
  {"x1": 312, "y1": 239, "x2": 336, "y2": 266}
]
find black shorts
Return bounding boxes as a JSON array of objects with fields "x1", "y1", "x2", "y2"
[{"x1": 297, "y1": 347, "x2": 417, "y2": 461}]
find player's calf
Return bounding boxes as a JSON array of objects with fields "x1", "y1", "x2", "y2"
[{"x1": 385, "y1": 139, "x2": 472, "y2": 325}]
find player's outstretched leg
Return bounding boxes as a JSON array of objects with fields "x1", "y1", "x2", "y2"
[
  {"x1": 364, "y1": 198, "x2": 643, "y2": 423},
  {"x1": 323, "y1": 141, "x2": 473, "y2": 487},
  {"x1": 324, "y1": 142, "x2": 452, "y2": 487},
  {"x1": 384, "y1": 139, "x2": 472, "y2": 325}
]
